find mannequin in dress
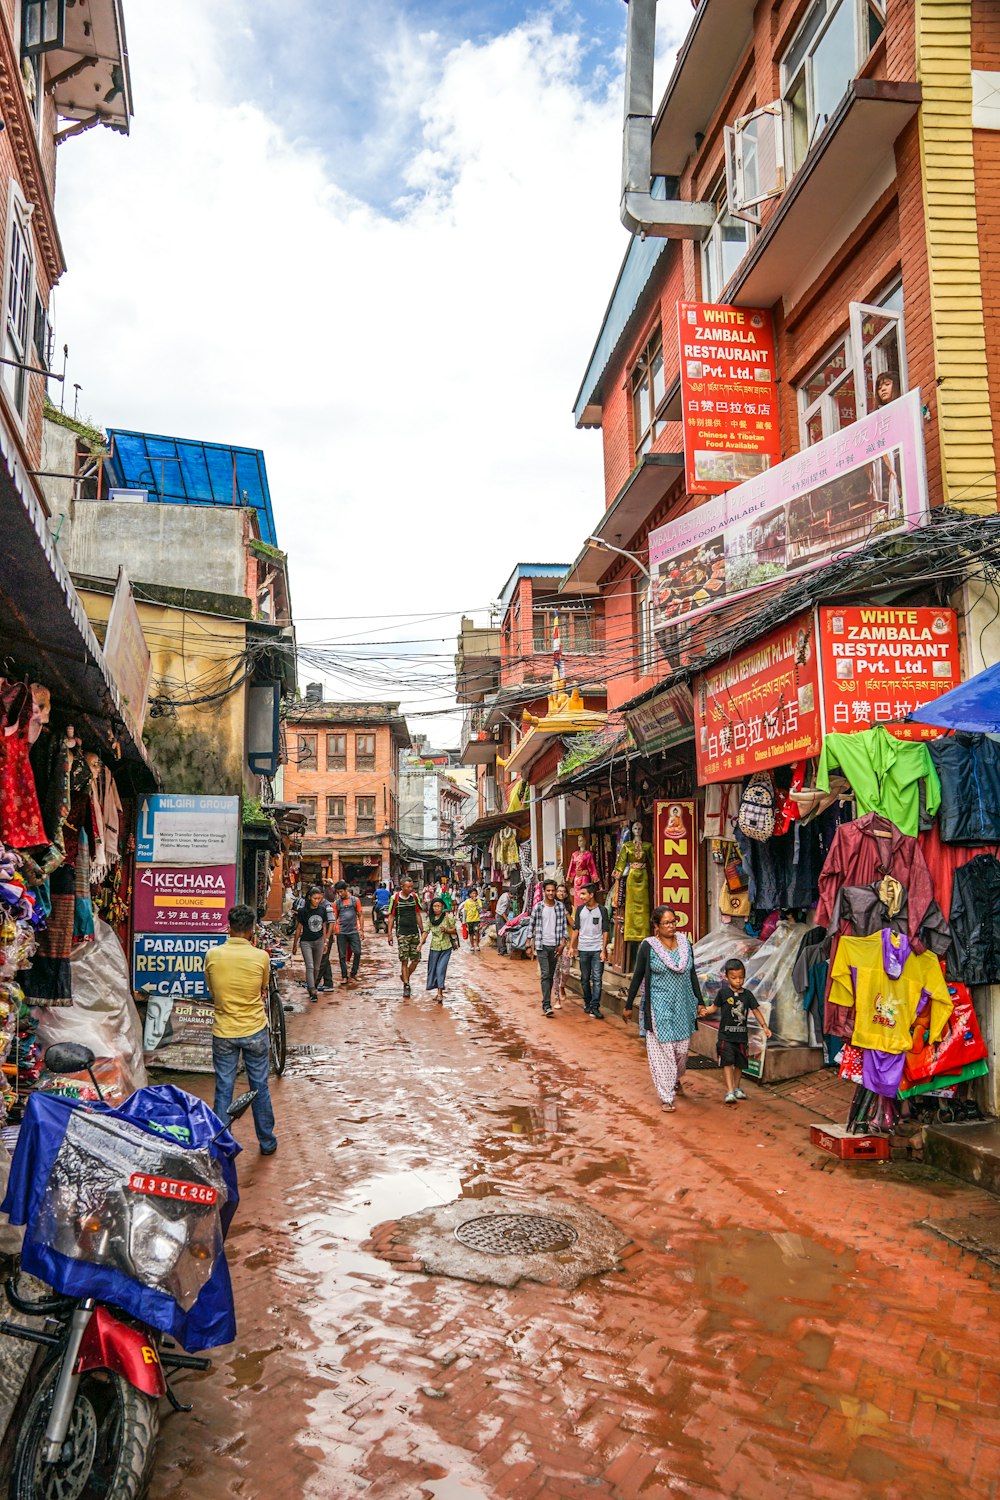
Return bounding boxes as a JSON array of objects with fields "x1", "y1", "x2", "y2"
[
  {"x1": 566, "y1": 834, "x2": 599, "y2": 908},
  {"x1": 613, "y1": 819, "x2": 653, "y2": 942}
]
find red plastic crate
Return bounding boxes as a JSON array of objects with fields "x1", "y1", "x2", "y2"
[{"x1": 810, "y1": 1123, "x2": 891, "y2": 1162}]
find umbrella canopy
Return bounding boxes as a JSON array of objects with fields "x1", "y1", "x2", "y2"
[{"x1": 909, "y1": 662, "x2": 1000, "y2": 732}]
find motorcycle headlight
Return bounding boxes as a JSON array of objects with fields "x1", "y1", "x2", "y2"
[{"x1": 127, "y1": 1199, "x2": 189, "y2": 1279}]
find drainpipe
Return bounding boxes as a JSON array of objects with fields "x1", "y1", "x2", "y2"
[{"x1": 621, "y1": 0, "x2": 715, "y2": 239}]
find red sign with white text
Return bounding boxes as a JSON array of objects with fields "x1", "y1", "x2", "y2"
[
  {"x1": 653, "y1": 800, "x2": 699, "y2": 939},
  {"x1": 695, "y1": 613, "x2": 822, "y2": 784},
  {"x1": 128, "y1": 1173, "x2": 218, "y2": 1206},
  {"x1": 818, "y1": 606, "x2": 960, "y2": 741},
  {"x1": 677, "y1": 301, "x2": 782, "y2": 496}
]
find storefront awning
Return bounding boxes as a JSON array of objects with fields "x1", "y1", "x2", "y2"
[
  {"x1": 0, "y1": 419, "x2": 156, "y2": 791},
  {"x1": 460, "y1": 808, "x2": 531, "y2": 844}
]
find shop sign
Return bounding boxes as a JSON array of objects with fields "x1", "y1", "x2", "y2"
[
  {"x1": 653, "y1": 800, "x2": 699, "y2": 937},
  {"x1": 103, "y1": 567, "x2": 153, "y2": 737},
  {"x1": 624, "y1": 683, "x2": 696, "y2": 754},
  {"x1": 137, "y1": 794, "x2": 240, "y2": 866},
  {"x1": 132, "y1": 933, "x2": 225, "y2": 999},
  {"x1": 649, "y1": 390, "x2": 927, "y2": 636},
  {"x1": 134, "y1": 865, "x2": 236, "y2": 934},
  {"x1": 695, "y1": 613, "x2": 822, "y2": 785},
  {"x1": 142, "y1": 997, "x2": 215, "y2": 1073},
  {"x1": 677, "y1": 301, "x2": 781, "y2": 496},
  {"x1": 818, "y1": 606, "x2": 960, "y2": 742}
]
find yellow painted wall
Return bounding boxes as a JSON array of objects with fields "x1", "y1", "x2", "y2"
[
  {"x1": 916, "y1": 0, "x2": 997, "y2": 512},
  {"x1": 78, "y1": 590, "x2": 248, "y2": 796}
]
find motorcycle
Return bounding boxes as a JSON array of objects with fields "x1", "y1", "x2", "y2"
[
  {"x1": 372, "y1": 903, "x2": 388, "y2": 935},
  {"x1": 0, "y1": 1042, "x2": 255, "y2": 1500}
]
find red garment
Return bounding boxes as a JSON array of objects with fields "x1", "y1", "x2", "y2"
[
  {"x1": 0, "y1": 731, "x2": 46, "y2": 847},
  {"x1": 917, "y1": 821, "x2": 1000, "y2": 921},
  {"x1": 815, "y1": 812, "x2": 935, "y2": 939},
  {"x1": 904, "y1": 981, "x2": 987, "y2": 1086}
]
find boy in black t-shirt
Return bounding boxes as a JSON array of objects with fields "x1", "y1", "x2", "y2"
[{"x1": 698, "y1": 958, "x2": 771, "y2": 1105}]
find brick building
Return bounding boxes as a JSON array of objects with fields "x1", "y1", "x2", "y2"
[{"x1": 284, "y1": 693, "x2": 410, "y2": 890}]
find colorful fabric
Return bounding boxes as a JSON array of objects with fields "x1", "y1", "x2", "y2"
[
  {"x1": 612, "y1": 838, "x2": 652, "y2": 941},
  {"x1": 627, "y1": 937, "x2": 702, "y2": 1043},
  {"x1": 815, "y1": 812, "x2": 936, "y2": 937},
  {"x1": 829, "y1": 933, "x2": 952, "y2": 1054},
  {"x1": 817, "y1": 726, "x2": 940, "y2": 837},
  {"x1": 838, "y1": 1043, "x2": 865, "y2": 1084},
  {"x1": 861, "y1": 1048, "x2": 908, "y2": 1099},
  {"x1": 0, "y1": 731, "x2": 46, "y2": 848},
  {"x1": 427, "y1": 912, "x2": 457, "y2": 951},
  {"x1": 645, "y1": 1035, "x2": 688, "y2": 1105}
]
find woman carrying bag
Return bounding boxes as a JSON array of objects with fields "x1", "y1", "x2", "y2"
[{"x1": 422, "y1": 896, "x2": 457, "y2": 1003}]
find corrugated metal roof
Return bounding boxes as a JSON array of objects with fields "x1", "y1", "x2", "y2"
[{"x1": 573, "y1": 230, "x2": 668, "y2": 428}]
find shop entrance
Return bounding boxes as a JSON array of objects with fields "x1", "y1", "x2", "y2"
[{"x1": 341, "y1": 860, "x2": 380, "y2": 897}]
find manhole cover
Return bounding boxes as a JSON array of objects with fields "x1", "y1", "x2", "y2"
[{"x1": 454, "y1": 1213, "x2": 578, "y2": 1256}]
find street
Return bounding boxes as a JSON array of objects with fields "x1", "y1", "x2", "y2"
[{"x1": 149, "y1": 939, "x2": 1000, "y2": 1500}]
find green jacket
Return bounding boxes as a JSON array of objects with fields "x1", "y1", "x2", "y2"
[{"x1": 816, "y1": 726, "x2": 941, "y2": 837}]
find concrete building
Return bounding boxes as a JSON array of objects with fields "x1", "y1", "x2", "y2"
[{"x1": 283, "y1": 694, "x2": 410, "y2": 889}]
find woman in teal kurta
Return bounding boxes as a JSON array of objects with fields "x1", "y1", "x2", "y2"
[{"x1": 624, "y1": 906, "x2": 703, "y2": 1111}]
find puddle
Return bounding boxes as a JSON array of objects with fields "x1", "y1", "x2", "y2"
[
  {"x1": 692, "y1": 1228, "x2": 855, "y2": 1335},
  {"x1": 573, "y1": 1155, "x2": 631, "y2": 1186},
  {"x1": 228, "y1": 1344, "x2": 282, "y2": 1391}
]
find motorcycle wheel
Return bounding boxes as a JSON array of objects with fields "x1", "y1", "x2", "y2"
[
  {"x1": 268, "y1": 975, "x2": 287, "y2": 1077},
  {"x1": 11, "y1": 1361, "x2": 159, "y2": 1500}
]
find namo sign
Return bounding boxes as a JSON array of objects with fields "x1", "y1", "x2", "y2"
[{"x1": 653, "y1": 800, "x2": 699, "y2": 938}]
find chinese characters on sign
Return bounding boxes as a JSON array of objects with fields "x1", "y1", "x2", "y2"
[
  {"x1": 695, "y1": 613, "x2": 822, "y2": 785},
  {"x1": 678, "y1": 301, "x2": 781, "y2": 496},
  {"x1": 818, "y1": 606, "x2": 960, "y2": 742},
  {"x1": 649, "y1": 391, "x2": 928, "y2": 637},
  {"x1": 653, "y1": 801, "x2": 699, "y2": 938}
]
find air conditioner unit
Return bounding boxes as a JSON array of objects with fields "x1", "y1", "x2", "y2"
[{"x1": 724, "y1": 100, "x2": 788, "y2": 223}]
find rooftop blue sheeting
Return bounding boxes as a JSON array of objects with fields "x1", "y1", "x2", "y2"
[{"x1": 105, "y1": 430, "x2": 277, "y2": 547}]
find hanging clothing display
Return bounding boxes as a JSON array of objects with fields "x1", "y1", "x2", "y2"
[
  {"x1": 815, "y1": 813, "x2": 935, "y2": 939},
  {"x1": 566, "y1": 842, "x2": 598, "y2": 906},
  {"x1": 612, "y1": 835, "x2": 652, "y2": 941},
  {"x1": 918, "y1": 819, "x2": 999, "y2": 921},
  {"x1": 928, "y1": 733, "x2": 1000, "y2": 844},
  {"x1": 816, "y1": 726, "x2": 941, "y2": 837},
  {"x1": 825, "y1": 880, "x2": 951, "y2": 957},
  {"x1": 948, "y1": 853, "x2": 1000, "y2": 985},
  {"x1": 828, "y1": 930, "x2": 953, "y2": 1054}
]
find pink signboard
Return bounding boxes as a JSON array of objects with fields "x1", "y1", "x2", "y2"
[
  {"x1": 134, "y1": 865, "x2": 236, "y2": 935},
  {"x1": 648, "y1": 390, "x2": 928, "y2": 637}
]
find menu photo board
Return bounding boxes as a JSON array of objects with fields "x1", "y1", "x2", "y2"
[
  {"x1": 694, "y1": 612, "x2": 822, "y2": 785},
  {"x1": 653, "y1": 800, "x2": 699, "y2": 938},
  {"x1": 678, "y1": 301, "x2": 781, "y2": 496},
  {"x1": 818, "y1": 605, "x2": 960, "y2": 741},
  {"x1": 649, "y1": 391, "x2": 928, "y2": 637}
]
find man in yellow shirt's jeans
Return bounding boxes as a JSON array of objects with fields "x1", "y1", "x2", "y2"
[{"x1": 204, "y1": 904, "x2": 277, "y2": 1156}]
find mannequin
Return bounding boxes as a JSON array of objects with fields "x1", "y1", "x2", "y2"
[
  {"x1": 566, "y1": 834, "x2": 599, "y2": 907},
  {"x1": 613, "y1": 819, "x2": 653, "y2": 943}
]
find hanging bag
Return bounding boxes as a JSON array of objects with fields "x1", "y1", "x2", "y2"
[{"x1": 737, "y1": 772, "x2": 776, "y2": 842}]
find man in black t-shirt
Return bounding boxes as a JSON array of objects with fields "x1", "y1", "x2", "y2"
[
  {"x1": 387, "y1": 877, "x2": 424, "y2": 997},
  {"x1": 698, "y1": 958, "x2": 771, "y2": 1105}
]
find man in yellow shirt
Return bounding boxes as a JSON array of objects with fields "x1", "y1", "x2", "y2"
[{"x1": 204, "y1": 904, "x2": 277, "y2": 1156}]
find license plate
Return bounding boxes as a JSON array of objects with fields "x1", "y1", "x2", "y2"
[{"x1": 128, "y1": 1172, "x2": 218, "y2": 1206}]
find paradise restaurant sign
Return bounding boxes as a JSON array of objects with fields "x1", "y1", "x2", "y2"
[{"x1": 648, "y1": 390, "x2": 928, "y2": 639}]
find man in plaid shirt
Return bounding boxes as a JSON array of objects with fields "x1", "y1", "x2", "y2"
[{"x1": 527, "y1": 879, "x2": 567, "y2": 1017}]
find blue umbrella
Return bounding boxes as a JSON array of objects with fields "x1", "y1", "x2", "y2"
[{"x1": 909, "y1": 662, "x2": 1000, "y2": 732}]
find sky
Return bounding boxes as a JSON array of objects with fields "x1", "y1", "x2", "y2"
[{"x1": 51, "y1": 0, "x2": 694, "y2": 739}]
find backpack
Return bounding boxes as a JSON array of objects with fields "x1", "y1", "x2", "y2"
[{"x1": 737, "y1": 772, "x2": 776, "y2": 842}]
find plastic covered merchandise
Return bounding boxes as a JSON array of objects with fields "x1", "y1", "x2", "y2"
[
  {"x1": 742, "y1": 919, "x2": 810, "y2": 1043},
  {"x1": 2, "y1": 1084, "x2": 241, "y2": 1351},
  {"x1": 694, "y1": 929, "x2": 762, "y2": 1003},
  {"x1": 33, "y1": 919, "x2": 147, "y2": 1103}
]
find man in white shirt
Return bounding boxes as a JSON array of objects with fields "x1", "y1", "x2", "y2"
[
  {"x1": 571, "y1": 882, "x2": 610, "y2": 1019},
  {"x1": 527, "y1": 880, "x2": 567, "y2": 1017},
  {"x1": 495, "y1": 886, "x2": 511, "y2": 955}
]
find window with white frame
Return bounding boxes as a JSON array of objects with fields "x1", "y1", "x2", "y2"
[
  {"x1": 635, "y1": 580, "x2": 654, "y2": 674},
  {"x1": 3, "y1": 194, "x2": 35, "y2": 422},
  {"x1": 701, "y1": 181, "x2": 754, "y2": 302},
  {"x1": 797, "y1": 282, "x2": 906, "y2": 447},
  {"x1": 782, "y1": 0, "x2": 886, "y2": 171}
]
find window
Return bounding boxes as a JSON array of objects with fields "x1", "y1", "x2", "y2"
[
  {"x1": 533, "y1": 612, "x2": 548, "y2": 654},
  {"x1": 356, "y1": 796, "x2": 376, "y2": 835},
  {"x1": 355, "y1": 733, "x2": 376, "y2": 769},
  {"x1": 531, "y1": 609, "x2": 600, "y2": 655},
  {"x1": 300, "y1": 796, "x2": 317, "y2": 831},
  {"x1": 701, "y1": 181, "x2": 754, "y2": 301},
  {"x1": 630, "y1": 328, "x2": 667, "y2": 460},
  {"x1": 297, "y1": 733, "x2": 317, "y2": 770},
  {"x1": 3, "y1": 196, "x2": 34, "y2": 422},
  {"x1": 327, "y1": 796, "x2": 346, "y2": 832},
  {"x1": 635, "y1": 581, "x2": 655, "y2": 674},
  {"x1": 21, "y1": 0, "x2": 65, "y2": 127},
  {"x1": 326, "y1": 732, "x2": 346, "y2": 770},
  {"x1": 782, "y1": 0, "x2": 886, "y2": 170},
  {"x1": 797, "y1": 284, "x2": 906, "y2": 446}
]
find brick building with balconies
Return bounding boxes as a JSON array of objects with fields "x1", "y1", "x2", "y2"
[{"x1": 283, "y1": 690, "x2": 410, "y2": 890}]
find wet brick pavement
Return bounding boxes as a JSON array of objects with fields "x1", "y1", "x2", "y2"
[{"x1": 150, "y1": 938, "x2": 1000, "y2": 1500}]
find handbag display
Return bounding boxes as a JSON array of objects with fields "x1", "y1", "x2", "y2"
[{"x1": 719, "y1": 885, "x2": 750, "y2": 919}]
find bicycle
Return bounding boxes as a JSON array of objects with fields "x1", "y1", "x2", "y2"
[{"x1": 256, "y1": 923, "x2": 288, "y2": 1077}]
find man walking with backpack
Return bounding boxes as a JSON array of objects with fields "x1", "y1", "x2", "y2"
[{"x1": 333, "y1": 879, "x2": 365, "y2": 987}]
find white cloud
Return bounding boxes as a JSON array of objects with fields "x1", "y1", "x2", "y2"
[{"x1": 51, "y1": 0, "x2": 693, "y2": 732}]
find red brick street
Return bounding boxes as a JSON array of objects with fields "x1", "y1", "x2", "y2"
[{"x1": 150, "y1": 937, "x2": 1000, "y2": 1500}]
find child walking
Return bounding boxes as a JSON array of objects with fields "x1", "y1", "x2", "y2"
[{"x1": 698, "y1": 958, "x2": 771, "y2": 1105}]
